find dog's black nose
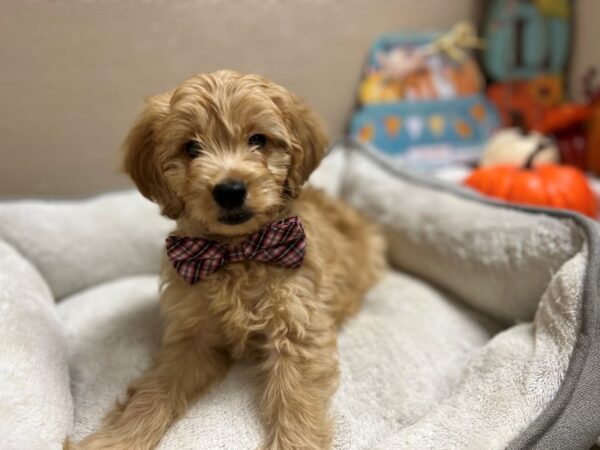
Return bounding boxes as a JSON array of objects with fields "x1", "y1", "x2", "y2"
[{"x1": 212, "y1": 180, "x2": 247, "y2": 209}]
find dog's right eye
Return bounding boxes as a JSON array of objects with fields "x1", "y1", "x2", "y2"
[
  {"x1": 248, "y1": 134, "x2": 267, "y2": 148},
  {"x1": 184, "y1": 140, "x2": 203, "y2": 158}
]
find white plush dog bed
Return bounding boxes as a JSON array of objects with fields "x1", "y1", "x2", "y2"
[{"x1": 1, "y1": 140, "x2": 599, "y2": 450}]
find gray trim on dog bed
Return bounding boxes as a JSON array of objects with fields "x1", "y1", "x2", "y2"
[{"x1": 337, "y1": 137, "x2": 600, "y2": 450}]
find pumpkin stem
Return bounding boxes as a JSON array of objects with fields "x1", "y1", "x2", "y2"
[
  {"x1": 524, "y1": 142, "x2": 550, "y2": 169},
  {"x1": 509, "y1": 111, "x2": 526, "y2": 133}
]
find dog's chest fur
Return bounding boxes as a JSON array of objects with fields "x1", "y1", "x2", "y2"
[{"x1": 173, "y1": 260, "x2": 321, "y2": 360}]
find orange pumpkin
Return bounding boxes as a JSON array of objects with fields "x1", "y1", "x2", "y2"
[{"x1": 464, "y1": 146, "x2": 598, "y2": 217}]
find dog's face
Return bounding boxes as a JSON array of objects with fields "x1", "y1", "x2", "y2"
[{"x1": 123, "y1": 71, "x2": 328, "y2": 236}]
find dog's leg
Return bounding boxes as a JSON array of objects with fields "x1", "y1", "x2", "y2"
[
  {"x1": 73, "y1": 335, "x2": 230, "y2": 450},
  {"x1": 259, "y1": 322, "x2": 339, "y2": 450}
]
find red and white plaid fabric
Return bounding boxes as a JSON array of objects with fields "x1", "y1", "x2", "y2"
[{"x1": 166, "y1": 216, "x2": 306, "y2": 284}]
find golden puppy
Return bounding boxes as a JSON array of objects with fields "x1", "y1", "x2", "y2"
[{"x1": 72, "y1": 70, "x2": 385, "y2": 450}]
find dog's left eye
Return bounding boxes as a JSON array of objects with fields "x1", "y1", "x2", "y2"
[
  {"x1": 248, "y1": 134, "x2": 267, "y2": 148},
  {"x1": 184, "y1": 140, "x2": 203, "y2": 158}
]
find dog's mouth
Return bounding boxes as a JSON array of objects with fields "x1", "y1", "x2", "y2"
[{"x1": 218, "y1": 209, "x2": 254, "y2": 225}]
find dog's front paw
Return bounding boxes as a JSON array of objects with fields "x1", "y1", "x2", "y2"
[
  {"x1": 65, "y1": 432, "x2": 144, "y2": 450},
  {"x1": 63, "y1": 437, "x2": 79, "y2": 450},
  {"x1": 259, "y1": 434, "x2": 331, "y2": 450}
]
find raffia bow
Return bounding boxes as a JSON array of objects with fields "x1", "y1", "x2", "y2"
[{"x1": 423, "y1": 22, "x2": 484, "y2": 61}]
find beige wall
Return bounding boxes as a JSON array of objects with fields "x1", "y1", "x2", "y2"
[
  {"x1": 0, "y1": 0, "x2": 477, "y2": 198},
  {"x1": 2, "y1": 1, "x2": 598, "y2": 199}
]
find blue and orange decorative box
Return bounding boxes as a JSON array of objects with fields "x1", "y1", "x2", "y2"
[{"x1": 349, "y1": 27, "x2": 499, "y2": 170}]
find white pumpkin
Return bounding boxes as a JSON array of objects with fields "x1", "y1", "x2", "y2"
[{"x1": 480, "y1": 128, "x2": 559, "y2": 167}]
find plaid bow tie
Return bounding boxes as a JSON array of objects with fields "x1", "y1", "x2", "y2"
[{"x1": 166, "y1": 216, "x2": 306, "y2": 284}]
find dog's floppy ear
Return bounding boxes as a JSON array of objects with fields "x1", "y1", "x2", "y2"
[
  {"x1": 278, "y1": 92, "x2": 328, "y2": 197},
  {"x1": 123, "y1": 92, "x2": 183, "y2": 219}
]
